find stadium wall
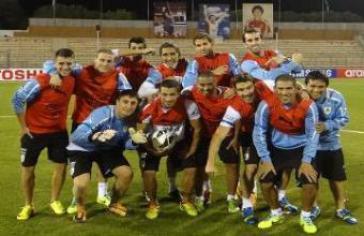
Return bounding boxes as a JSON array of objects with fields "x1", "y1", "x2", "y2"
[{"x1": 13, "y1": 18, "x2": 363, "y2": 40}]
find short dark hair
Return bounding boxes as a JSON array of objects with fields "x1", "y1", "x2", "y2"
[
  {"x1": 160, "y1": 79, "x2": 181, "y2": 91},
  {"x1": 305, "y1": 70, "x2": 329, "y2": 86},
  {"x1": 252, "y1": 5, "x2": 264, "y2": 14},
  {"x1": 242, "y1": 28, "x2": 261, "y2": 42},
  {"x1": 159, "y1": 42, "x2": 181, "y2": 57},
  {"x1": 233, "y1": 74, "x2": 254, "y2": 87},
  {"x1": 97, "y1": 48, "x2": 113, "y2": 55},
  {"x1": 128, "y1": 37, "x2": 146, "y2": 48},
  {"x1": 115, "y1": 89, "x2": 139, "y2": 101},
  {"x1": 197, "y1": 72, "x2": 214, "y2": 80},
  {"x1": 275, "y1": 74, "x2": 296, "y2": 86},
  {"x1": 193, "y1": 33, "x2": 213, "y2": 45},
  {"x1": 55, "y1": 48, "x2": 74, "y2": 58}
]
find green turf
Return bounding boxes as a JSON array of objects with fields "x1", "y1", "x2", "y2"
[{"x1": 0, "y1": 79, "x2": 363, "y2": 236}]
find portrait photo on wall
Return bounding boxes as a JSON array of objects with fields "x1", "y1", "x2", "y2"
[
  {"x1": 198, "y1": 4, "x2": 231, "y2": 40},
  {"x1": 153, "y1": 2, "x2": 187, "y2": 38},
  {"x1": 242, "y1": 3, "x2": 273, "y2": 38}
]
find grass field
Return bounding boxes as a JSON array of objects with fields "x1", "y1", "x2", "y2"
[{"x1": 0, "y1": 79, "x2": 363, "y2": 236}]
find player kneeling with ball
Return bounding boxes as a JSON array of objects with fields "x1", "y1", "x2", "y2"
[
  {"x1": 67, "y1": 90, "x2": 147, "y2": 223},
  {"x1": 138, "y1": 79, "x2": 202, "y2": 220}
]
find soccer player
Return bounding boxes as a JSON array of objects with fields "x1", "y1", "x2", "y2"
[
  {"x1": 253, "y1": 74, "x2": 319, "y2": 234},
  {"x1": 114, "y1": 36, "x2": 161, "y2": 92},
  {"x1": 43, "y1": 48, "x2": 132, "y2": 213},
  {"x1": 138, "y1": 42, "x2": 189, "y2": 99},
  {"x1": 67, "y1": 89, "x2": 147, "y2": 222},
  {"x1": 242, "y1": 28, "x2": 280, "y2": 70},
  {"x1": 13, "y1": 48, "x2": 75, "y2": 220},
  {"x1": 305, "y1": 71, "x2": 357, "y2": 224},
  {"x1": 184, "y1": 72, "x2": 240, "y2": 213},
  {"x1": 182, "y1": 33, "x2": 240, "y2": 88},
  {"x1": 138, "y1": 79, "x2": 201, "y2": 219},
  {"x1": 242, "y1": 29, "x2": 303, "y2": 213},
  {"x1": 206, "y1": 74, "x2": 273, "y2": 224}
]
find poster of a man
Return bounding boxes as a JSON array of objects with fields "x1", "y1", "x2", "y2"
[
  {"x1": 198, "y1": 4, "x2": 230, "y2": 40},
  {"x1": 243, "y1": 4, "x2": 273, "y2": 38},
  {"x1": 153, "y1": 2, "x2": 187, "y2": 38}
]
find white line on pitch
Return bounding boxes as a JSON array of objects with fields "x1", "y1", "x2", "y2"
[{"x1": 342, "y1": 129, "x2": 364, "y2": 134}]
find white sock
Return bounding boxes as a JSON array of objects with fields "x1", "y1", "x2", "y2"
[
  {"x1": 203, "y1": 180, "x2": 212, "y2": 192},
  {"x1": 242, "y1": 197, "x2": 253, "y2": 209},
  {"x1": 313, "y1": 202, "x2": 318, "y2": 207},
  {"x1": 168, "y1": 177, "x2": 177, "y2": 192},
  {"x1": 98, "y1": 182, "x2": 107, "y2": 197},
  {"x1": 196, "y1": 195, "x2": 204, "y2": 201},
  {"x1": 71, "y1": 186, "x2": 76, "y2": 204},
  {"x1": 336, "y1": 208, "x2": 345, "y2": 214},
  {"x1": 252, "y1": 180, "x2": 258, "y2": 194},
  {"x1": 271, "y1": 208, "x2": 283, "y2": 216},
  {"x1": 278, "y1": 190, "x2": 286, "y2": 201},
  {"x1": 301, "y1": 210, "x2": 311, "y2": 219},
  {"x1": 227, "y1": 194, "x2": 236, "y2": 201}
]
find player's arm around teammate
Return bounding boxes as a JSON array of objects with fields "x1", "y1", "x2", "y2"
[{"x1": 13, "y1": 48, "x2": 75, "y2": 220}]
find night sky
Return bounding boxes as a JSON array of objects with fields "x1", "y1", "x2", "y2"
[{"x1": 17, "y1": 0, "x2": 364, "y2": 19}]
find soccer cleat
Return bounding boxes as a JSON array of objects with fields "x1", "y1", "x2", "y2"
[
  {"x1": 242, "y1": 207, "x2": 258, "y2": 225},
  {"x1": 145, "y1": 203, "x2": 160, "y2": 220},
  {"x1": 258, "y1": 214, "x2": 284, "y2": 229},
  {"x1": 336, "y1": 209, "x2": 358, "y2": 224},
  {"x1": 50, "y1": 201, "x2": 65, "y2": 215},
  {"x1": 180, "y1": 202, "x2": 198, "y2": 217},
  {"x1": 17, "y1": 205, "x2": 35, "y2": 221},
  {"x1": 66, "y1": 201, "x2": 77, "y2": 215},
  {"x1": 279, "y1": 197, "x2": 299, "y2": 214},
  {"x1": 168, "y1": 189, "x2": 182, "y2": 202},
  {"x1": 227, "y1": 199, "x2": 240, "y2": 213},
  {"x1": 73, "y1": 205, "x2": 87, "y2": 223},
  {"x1": 109, "y1": 202, "x2": 128, "y2": 217},
  {"x1": 300, "y1": 216, "x2": 318, "y2": 234},
  {"x1": 96, "y1": 193, "x2": 111, "y2": 207},
  {"x1": 195, "y1": 197, "x2": 205, "y2": 213},
  {"x1": 310, "y1": 206, "x2": 321, "y2": 220}
]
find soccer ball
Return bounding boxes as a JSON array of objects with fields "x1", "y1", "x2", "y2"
[{"x1": 150, "y1": 129, "x2": 176, "y2": 151}]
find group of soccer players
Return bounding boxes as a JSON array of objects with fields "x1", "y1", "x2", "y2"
[{"x1": 12, "y1": 28, "x2": 358, "y2": 234}]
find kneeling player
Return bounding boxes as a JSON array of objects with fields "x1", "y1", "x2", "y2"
[
  {"x1": 305, "y1": 71, "x2": 357, "y2": 224},
  {"x1": 13, "y1": 48, "x2": 75, "y2": 220},
  {"x1": 67, "y1": 90, "x2": 147, "y2": 222},
  {"x1": 253, "y1": 75, "x2": 319, "y2": 234},
  {"x1": 138, "y1": 79, "x2": 201, "y2": 219}
]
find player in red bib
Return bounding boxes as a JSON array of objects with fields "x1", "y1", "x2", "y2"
[
  {"x1": 138, "y1": 42, "x2": 188, "y2": 100},
  {"x1": 253, "y1": 74, "x2": 319, "y2": 234},
  {"x1": 206, "y1": 74, "x2": 273, "y2": 224},
  {"x1": 138, "y1": 79, "x2": 201, "y2": 219},
  {"x1": 113, "y1": 37, "x2": 160, "y2": 92},
  {"x1": 43, "y1": 48, "x2": 132, "y2": 213},
  {"x1": 182, "y1": 33, "x2": 240, "y2": 88},
  {"x1": 13, "y1": 48, "x2": 75, "y2": 220},
  {"x1": 183, "y1": 72, "x2": 240, "y2": 213}
]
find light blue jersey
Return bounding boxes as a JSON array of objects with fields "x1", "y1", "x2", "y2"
[
  {"x1": 241, "y1": 59, "x2": 303, "y2": 81},
  {"x1": 253, "y1": 100, "x2": 319, "y2": 163},
  {"x1": 12, "y1": 79, "x2": 41, "y2": 114},
  {"x1": 315, "y1": 88, "x2": 349, "y2": 150},
  {"x1": 68, "y1": 105, "x2": 135, "y2": 152}
]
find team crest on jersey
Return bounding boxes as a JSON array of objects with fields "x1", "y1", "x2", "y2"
[{"x1": 323, "y1": 106, "x2": 332, "y2": 115}]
